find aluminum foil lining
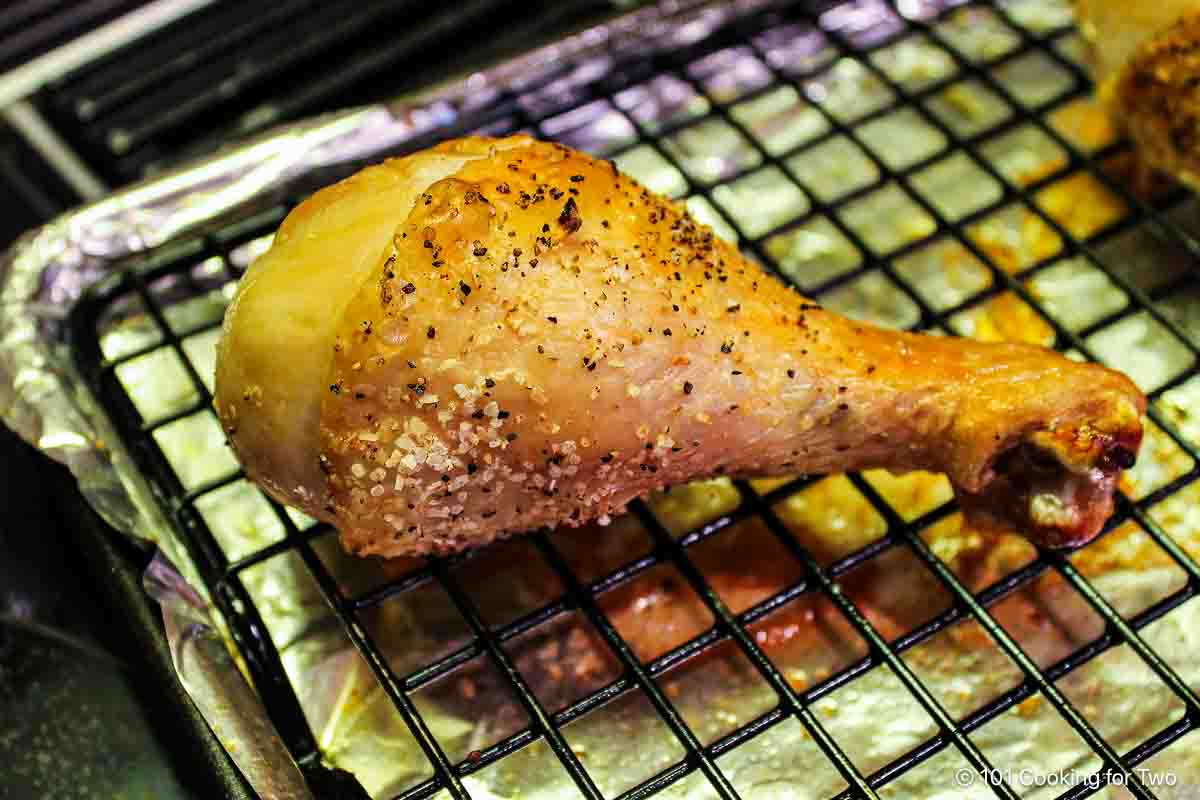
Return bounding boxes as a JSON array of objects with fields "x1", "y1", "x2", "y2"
[{"x1": 4, "y1": 0, "x2": 1200, "y2": 797}]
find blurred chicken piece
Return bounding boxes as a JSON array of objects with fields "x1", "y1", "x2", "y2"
[
  {"x1": 214, "y1": 136, "x2": 1144, "y2": 559},
  {"x1": 1076, "y1": 0, "x2": 1200, "y2": 187}
]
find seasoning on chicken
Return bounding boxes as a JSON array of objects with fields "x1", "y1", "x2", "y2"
[
  {"x1": 214, "y1": 136, "x2": 1145, "y2": 559},
  {"x1": 1076, "y1": 0, "x2": 1200, "y2": 188}
]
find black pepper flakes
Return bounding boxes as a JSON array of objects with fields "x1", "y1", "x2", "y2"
[
  {"x1": 558, "y1": 197, "x2": 582, "y2": 234},
  {"x1": 720, "y1": 341, "x2": 734, "y2": 354},
  {"x1": 459, "y1": 280, "x2": 472, "y2": 296},
  {"x1": 546, "y1": 316, "x2": 558, "y2": 324},
  {"x1": 787, "y1": 369, "x2": 796, "y2": 379},
  {"x1": 497, "y1": 410, "x2": 510, "y2": 419},
  {"x1": 402, "y1": 282, "x2": 416, "y2": 294},
  {"x1": 329, "y1": 383, "x2": 341, "y2": 395},
  {"x1": 473, "y1": 245, "x2": 488, "y2": 257},
  {"x1": 570, "y1": 174, "x2": 584, "y2": 182},
  {"x1": 485, "y1": 378, "x2": 496, "y2": 388},
  {"x1": 496, "y1": 182, "x2": 510, "y2": 194},
  {"x1": 427, "y1": 326, "x2": 436, "y2": 339},
  {"x1": 683, "y1": 381, "x2": 694, "y2": 395},
  {"x1": 506, "y1": 433, "x2": 518, "y2": 442}
]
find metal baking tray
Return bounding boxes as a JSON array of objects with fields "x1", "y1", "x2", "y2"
[{"x1": 9, "y1": 0, "x2": 1200, "y2": 797}]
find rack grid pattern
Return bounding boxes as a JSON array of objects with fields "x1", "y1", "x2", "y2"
[{"x1": 69, "y1": 1, "x2": 1200, "y2": 798}]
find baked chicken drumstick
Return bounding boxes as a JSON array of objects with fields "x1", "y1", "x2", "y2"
[
  {"x1": 1076, "y1": 0, "x2": 1200, "y2": 187},
  {"x1": 214, "y1": 136, "x2": 1144, "y2": 559}
]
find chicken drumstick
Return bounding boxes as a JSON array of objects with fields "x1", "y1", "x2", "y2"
[
  {"x1": 1076, "y1": 0, "x2": 1200, "y2": 188},
  {"x1": 214, "y1": 136, "x2": 1144, "y2": 559}
]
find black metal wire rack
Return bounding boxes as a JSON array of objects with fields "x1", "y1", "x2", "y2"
[{"x1": 67, "y1": 1, "x2": 1200, "y2": 797}]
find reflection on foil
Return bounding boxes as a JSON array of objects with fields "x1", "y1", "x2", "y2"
[
  {"x1": 233, "y1": 514, "x2": 1200, "y2": 798},
  {"x1": 146, "y1": 551, "x2": 312, "y2": 799}
]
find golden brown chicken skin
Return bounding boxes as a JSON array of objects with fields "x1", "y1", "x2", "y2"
[
  {"x1": 214, "y1": 136, "x2": 1144, "y2": 559},
  {"x1": 1077, "y1": 0, "x2": 1200, "y2": 188}
]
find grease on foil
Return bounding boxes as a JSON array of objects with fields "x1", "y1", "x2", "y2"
[{"x1": 5, "y1": 0, "x2": 1200, "y2": 798}]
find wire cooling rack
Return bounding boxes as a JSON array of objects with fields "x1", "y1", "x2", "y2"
[{"x1": 67, "y1": 1, "x2": 1200, "y2": 797}]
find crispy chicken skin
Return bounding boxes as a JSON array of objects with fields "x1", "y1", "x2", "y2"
[
  {"x1": 1076, "y1": 0, "x2": 1200, "y2": 187},
  {"x1": 214, "y1": 136, "x2": 1144, "y2": 559}
]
